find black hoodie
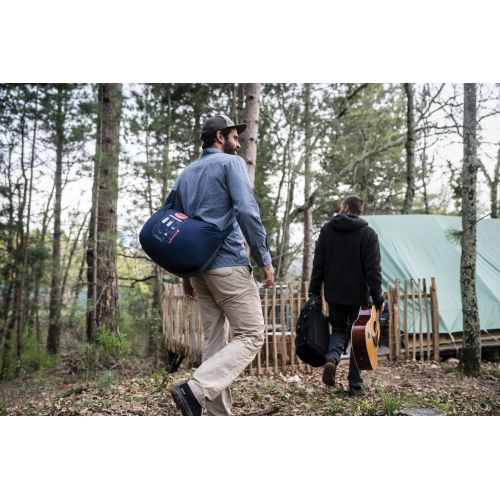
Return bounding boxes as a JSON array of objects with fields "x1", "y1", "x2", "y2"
[{"x1": 308, "y1": 213, "x2": 384, "y2": 307}]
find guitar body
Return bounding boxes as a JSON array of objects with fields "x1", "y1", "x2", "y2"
[{"x1": 351, "y1": 305, "x2": 380, "y2": 370}]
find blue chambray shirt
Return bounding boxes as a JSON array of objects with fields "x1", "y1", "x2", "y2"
[{"x1": 172, "y1": 148, "x2": 272, "y2": 270}]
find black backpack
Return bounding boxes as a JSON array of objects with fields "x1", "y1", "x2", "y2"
[{"x1": 295, "y1": 297, "x2": 330, "y2": 367}]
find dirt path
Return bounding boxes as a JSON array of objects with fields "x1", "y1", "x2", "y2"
[{"x1": 1, "y1": 359, "x2": 498, "y2": 416}]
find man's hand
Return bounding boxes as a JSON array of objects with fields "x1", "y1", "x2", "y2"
[
  {"x1": 182, "y1": 278, "x2": 196, "y2": 300},
  {"x1": 261, "y1": 263, "x2": 275, "y2": 289},
  {"x1": 374, "y1": 298, "x2": 384, "y2": 314}
]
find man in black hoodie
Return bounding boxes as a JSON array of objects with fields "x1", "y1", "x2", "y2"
[{"x1": 309, "y1": 195, "x2": 384, "y2": 396}]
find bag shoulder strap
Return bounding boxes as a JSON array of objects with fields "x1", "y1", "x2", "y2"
[
  {"x1": 165, "y1": 188, "x2": 236, "y2": 239},
  {"x1": 222, "y1": 219, "x2": 238, "y2": 238},
  {"x1": 163, "y1": 189, "x2": 177, "y2": 209}
]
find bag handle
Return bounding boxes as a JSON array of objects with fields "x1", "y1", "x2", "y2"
[{"x1": 302, "y1": 295, "x2": 320, "y2": 311}]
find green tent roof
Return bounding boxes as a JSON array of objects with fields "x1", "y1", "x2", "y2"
[{"x1": 362, "y1": 215, "x2": 500, "y2": 333}]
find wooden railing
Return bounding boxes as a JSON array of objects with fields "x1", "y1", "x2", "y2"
[
  {"x1": 162, "y1": 277, "x2": 441, "y2": 373},
  {"x1": 162, "y1": 281, "x2": 313, "y2": 374},
  {"x1": 386, "y1": 277, "x2": 440, "y2": 362}
]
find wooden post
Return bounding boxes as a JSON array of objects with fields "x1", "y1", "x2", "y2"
[
  {"x1": 417, "y1": 278, "x2": 424, "y2": 361},
  {"x1": 411, "y1": 278, "x2": 416, "y2": 361},
  {"x1": 271, "y1": 283, "x2": 278, "y2": 373},
  {"x1": 280, "y1": 284, "x2": 288, "y2": 370},
  {"x1": 303, "y1": 281, "x2": 311, "y2": 373},
  {"x1": 394, "y1": 279, "x2": 401, "y2": 360},
  {"x1": 162, "y1": 284, "x2": 169, "y2": 348},
  {"x1": 387, "y1": 281, "x2": 394, "y2": 361},
  {"x1": 403, "y1": 279, "x2": 409, "y2": 360},
  {"x1": 296, "y1": 282, "x2": 304, "y2": 371},
  {"x1": 423, "y1": 278, "x2": 432, "y2": 361},
  {"x1": 289, "y1": 283, "x2": 296, "y2": 371},
  {"x1": 256, "y1": 288, "x2": 263, "y2": 375},
  {"x1": 264, "y1": 286, "x2": 270, "y2": 374},
  {"x1": 431, "y1": 277, "x2": 440, "y2": 363}
]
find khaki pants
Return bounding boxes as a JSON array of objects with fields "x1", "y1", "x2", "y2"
[{"x1": 187, "y1": 266, "x2": 265, "y2": 415}]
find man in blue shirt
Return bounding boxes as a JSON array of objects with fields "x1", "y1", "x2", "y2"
[{"x1": 170, "y1": 114, "x2": 274, "y2": 416}]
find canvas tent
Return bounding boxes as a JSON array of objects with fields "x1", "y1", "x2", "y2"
[{"x1": 362, "y1": 215, "x2": 500, "y2": 335}]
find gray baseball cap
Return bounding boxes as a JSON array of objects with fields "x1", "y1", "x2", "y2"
[{"x1": 201, "y1": 114, "x2": 247, "y2": 136}]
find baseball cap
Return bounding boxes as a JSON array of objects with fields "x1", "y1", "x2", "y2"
[{"x1": 201, "y1": 114, "x2": 247, "y2": 136}]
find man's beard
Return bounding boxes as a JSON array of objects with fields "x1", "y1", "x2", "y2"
[{"x1": 223, "y1": 142, "x2": 237, "y2": 155}]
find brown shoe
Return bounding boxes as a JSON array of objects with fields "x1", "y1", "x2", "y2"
[{"x1": 322, "y1": 360, "x2": 337, "y2": 387}]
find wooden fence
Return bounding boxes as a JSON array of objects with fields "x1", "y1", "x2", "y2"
[
  {"x1": 386, "y1": 277, "x2": 440, "y2": 362},
  {"x1": 162, "y1": 281, "x2": 313, "y2": 374},
  {"x1": 162, "y1": 277, "x2": 441, "y2": 373}
]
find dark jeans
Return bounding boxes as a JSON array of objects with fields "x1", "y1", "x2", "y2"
[{"x1": 326, "y1": 304, "x2": 363, "y2": 389}]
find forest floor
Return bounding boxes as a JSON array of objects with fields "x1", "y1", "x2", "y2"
[{"x1": 1, "y1": 357, "x2": 499, "y2": 416}]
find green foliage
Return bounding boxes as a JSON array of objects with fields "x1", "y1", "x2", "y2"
[
  {"x1": 20, "y1": 336, "x2": 57, "y2": 374},
  {"x1": 97, "y1": 327, "x2": 131, "y2": 367},
  {"x1": 151, "y1": 368, "x2": 169, "y2": 393},
  {"x1": 376, "y1": 384, "x2": 400, "y2": 415},
  {"x1": 82, "y1": 342, "x2": 99, "y2": 374},
  {"x1": 118, "y1": 284, "x2": 153, "y2": 355},
  {"x1": 71, "y1": 329, "x2": 131, "y2": 375},
  {"x1": 322, "y1": 397, "x2": 350, "y2": 416},
  {"x1": 445, "y1": 228, "x2": 463, "y2": 246},
  {"x1": 375, "y1": 383, "x2": 420, "y2": 415},
  {"x1": 97, "y1": 370, "x2": 117, "y2": 391},
  {"x1": 0, "y1": 400, "x2": 5, "y2": 414}
]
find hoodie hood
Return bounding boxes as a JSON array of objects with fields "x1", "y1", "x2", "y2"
[{"x1": 329, "y1": 213, "x2": 368, "y2": 232}]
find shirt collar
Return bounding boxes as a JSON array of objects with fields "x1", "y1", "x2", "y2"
[{"x1": 201, "y1": 147, "x2": 220, "y2": 157}]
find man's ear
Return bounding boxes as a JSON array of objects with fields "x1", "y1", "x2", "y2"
[{"x1": 215, "y1": 130, "x2": 224, "y2": 144}]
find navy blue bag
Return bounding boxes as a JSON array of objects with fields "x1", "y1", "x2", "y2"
[{"x1": 139, "y1": 190, "x2": 236, "y2": 277}]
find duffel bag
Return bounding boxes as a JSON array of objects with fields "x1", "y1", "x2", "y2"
[
  {"x1": 139, "y1": 190, "x2": 236, "y2": 277},
  {"x1": 295, "y1": 297, "x2": 330, "y2": 367}
]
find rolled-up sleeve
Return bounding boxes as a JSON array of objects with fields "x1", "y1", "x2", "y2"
[{"x1": 226, "y1": 156, "x2": 272, "y2": 267}]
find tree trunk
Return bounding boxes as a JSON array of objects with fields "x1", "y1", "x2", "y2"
[
  {"x1": 94, "y1": 83, "x2": 122, "y2": 335},
  {"x1": 69, "y1": 229, "x2": 88, "y2": 334},
  {"x1": 11, "y1": 100, "x2": 28, "y2": 377},
  {"x1": 239, "y1": 83, "x2": 261, "y2": 188},
  {"x1": 61, "y1": 211, "x2": 89, "y2": 308},
  {"x1": 459, "y1": 83, "x2": 481, "y2": 376},
  {"x1": 402, "y1": 83, "x2": 416, "y2": 214},
  {"x1": 228, "y1": 83, "x2": 238, "y2": 121},
  {"x1": 191, "y1": 92, "x2": 202, "y2": 162},
  {"x1": 237, "y1": 84, "x2": 245, "y2": 123},
  {"x1": 301, "y1": 83, "x2": 314, "y2": 284},
  {"x1": 0, "y1": 145, "x2": 17, "y2": 380},
  {"x1": 31, "y1": 181, "x2": 55, "y2": 341},
  {"x1": 161, "y1": 84, "x2": 172, "y2": 202},
  {"x1": 143, "y1": 85, "x2": 154, "y2": 215},
  {"x1": 276, "y1": 131, "x2": 298, "y2": 280},
  {"x1": 157, "y1": 84, "x2": 173, "y2": 367},
  {"x1": 16, "y1": 87, "x2": 38, "y2": 373},
  {"x1": 420, "y1": 133, "x2": 430, "y2": 214},
  {"x1": 490, "y1": 148, "x2": 499, "y2": 219},
  {"x1": 47, "y1": 86, "x2": 65, "y2": 354},
  {"x1": 87, "y1": 85, "x2": 103, "y2": 343}
]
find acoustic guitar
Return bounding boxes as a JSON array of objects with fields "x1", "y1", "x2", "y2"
[{"x1": 351, "y1": 305, "x2": 380, "y2": 370}]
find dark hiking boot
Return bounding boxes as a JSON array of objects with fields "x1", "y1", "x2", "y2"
[
  {"x1": 322, "y1": 360, "x2": 337, "y2": 387},
  {"x1": 348, "y1": 385, "x2": 366, "y2": 397},
  {"x1": 170, "y1": 382, "x2": 203, "y2": 416}
]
